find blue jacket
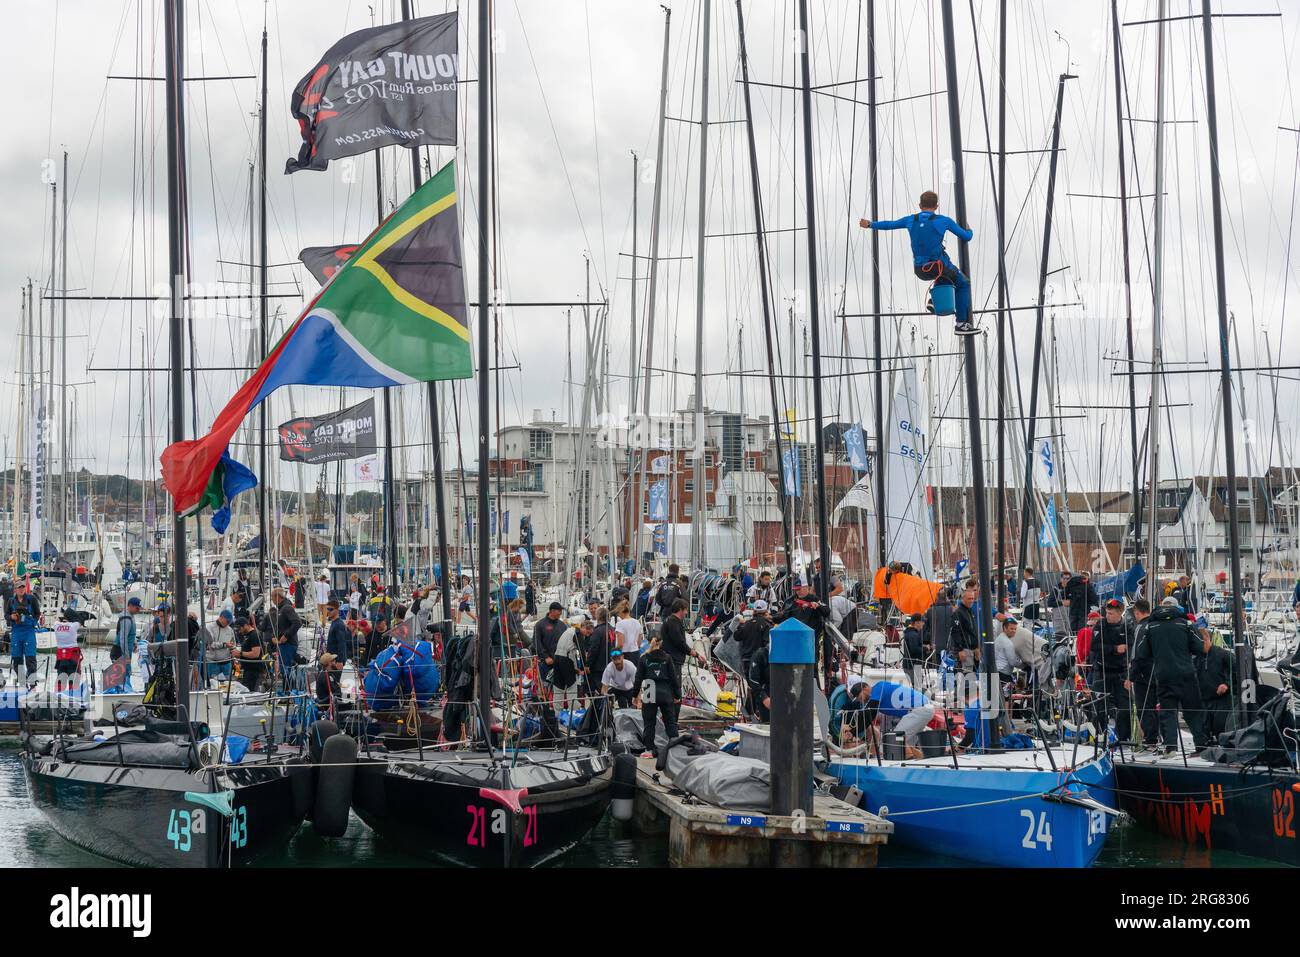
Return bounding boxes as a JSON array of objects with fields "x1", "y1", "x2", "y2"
[{"x1": 871, "y1": 210, "x2": 973, "y2": 265}]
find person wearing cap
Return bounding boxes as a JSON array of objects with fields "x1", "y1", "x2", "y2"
[
  {"x1": 735, "y1": 600, "x2": 773, "y2": 676},
  {"x1": 113, "y1": 596, "x2": 143, "y2": 687},
  {"x1": 5, "y1": 580, "x2": 40, "y2": 685},
  {"x1": 315, "y1": 652, "x2": 344, "y2": 710},
  {"x1": 600, "y1": 648, "x2": 638, "y2": 708},
  {"x1": 776, "y1": 576, "x2": 833, "y2": 689},
  {"x1": 614, "y1": 600, "x2": 644, "y2": 668},
  {"x1": 1131, "y1": 595, "x2": 1211, "y2": 752},
  {"x1": 901, "y1": 614, "x2": 932, "y2": 686},
  {"x1": 533, "y1": 601, "x2": 567, "y2": 684},
  {"x1": 204, "y1": 610, "x2": 237, "y2": 682},
  {"x1": 232, "y1": 616, "x2": 266, "y2": 692},
  {"x1": 1089, "y1": 598, "x2": 1134, "y2": 744}
]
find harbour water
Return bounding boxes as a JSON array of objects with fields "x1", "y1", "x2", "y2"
[{"x1": 0, "y1": 749, "x2": 1273, "y2": 868}]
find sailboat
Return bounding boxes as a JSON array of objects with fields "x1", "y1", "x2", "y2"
[{"x1": 21, "y1": 1, "x2": 321, "y2": 868}]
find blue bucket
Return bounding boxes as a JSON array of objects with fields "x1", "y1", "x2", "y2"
[{"x1": 930, "y1": 283, "x2": 956, "y2": 315}]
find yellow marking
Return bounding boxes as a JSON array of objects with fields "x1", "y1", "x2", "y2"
[{"x1": 352, "y1": 190, "x2": 469, "y2": 342}]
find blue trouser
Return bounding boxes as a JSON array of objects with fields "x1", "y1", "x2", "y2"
[
  {"x1": 206, "y1": 661, "x2": 233, "y2": 681},
  {"x1": 10, "y1": 628, "x2": 37, "y2": 674},
  {"x1": 916, "y1": 256, "x2": 970, "y2": 324},
  {"x1": 276, "y1": 644, "x2": 299, "y2": 688}
]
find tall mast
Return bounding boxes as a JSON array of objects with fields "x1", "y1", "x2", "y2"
[
  {"x1": 376, "y1": 148, "x2": 398, "y2": 593},
  {"x1": 1145, "y1": 0, "x2": 1167, "y2": 592},
  {"x1": 1200, "y1": 0, "x2": 1245, "y2": 648},
  {"x1": 690, "y1": 0, "x2": 712, "y2": 576},
  {"x1": 625, "y1": 151, "x2": 638, "y2": 563},
  {"x1": 60, "y1": 151, "x2": 68, "y2": 552},
  {"x1": 164, "y1": 0, "x2": 189, "y2": 636},
  {"x1": 633, "y1": 6, "x2": 671, "y2": 570},
  {"x1": 797, "y1": 0, "x2": 832, "y2": 602},
  {"x1": 1111, "y1": 0, "x2": 1141, "y2": 566},
  {"x1": 474, "y1": 0, "x2": 494, "y2": 748},
  {"x1": 867, "y1": 0, "x2": 885, "y2": 573},
  {"x1": 939, "y1": 0, "x2": 997, "y2": 742},
  {"x1": 735, "y1": 0, "x2": 793, "y2": 579},
  {"x1": 995, "y1": 0, "x2": 1008, "y2": 604},
  {"x1": 258, "y1": 28, "x2": 270, "y2": 598},
  {"x1": 1015, "y1": 72, "x2": 1072, "y2": 581}
]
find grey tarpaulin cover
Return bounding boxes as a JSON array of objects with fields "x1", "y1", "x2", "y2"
[
  {"x1": 56, "y1": 730, "x2": 196, "y2": 769},
  {"x1": 614, "y1": 710, "x2": 770, "y2": 810}
]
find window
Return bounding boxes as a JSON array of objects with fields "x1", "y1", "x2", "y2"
[
  {"x1": 527, "y1": 429, "x2": 552, "y2": 459},
  {"x1": 684, "y1": 504, "x2": 694, "y2": 517},
  {"x1": 684, "y1": 480, "x2": 694, "y2": 493},
  {"x1": 642, "y1": 500, "x2": 649, "y2": 516},
  {"x1": 705, "y1": 479, "x2": 714, "y2": 492}
]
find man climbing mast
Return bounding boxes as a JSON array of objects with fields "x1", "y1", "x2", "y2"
[{"x1": 859, "y1": 190, "x2": 977, "y2": 334}]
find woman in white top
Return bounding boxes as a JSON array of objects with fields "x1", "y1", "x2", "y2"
[{"x1": 613, "y1": 601, "x2": 644, "y2": 666}]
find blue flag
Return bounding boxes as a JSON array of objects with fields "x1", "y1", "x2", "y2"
[
  {"x1": 782, "y1": 446, "x2": 802, "y2": 495},
  {"x1": 210, "y1": 452, "x2": 259, "y2": 535},
  {"x1": 845, "y1": 424, "x2": 869, "y2": 473},
  {"x1": 649, "y1": 479, "x2": 668, "y2": 521},
  {"x1": 652, "y1": 523, "x2": 668, "y2": 556},
  {"x1": 517, "y1": 546, "x2": 531, "y2": 579},
  {"x1": 1038, "y1": 499, "x2": 1058, "y2": 548}
]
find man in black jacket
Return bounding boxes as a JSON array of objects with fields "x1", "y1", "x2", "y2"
[
  {"x1": 654, "y1": 565, "x2": 683, "y2": 619},
  {"x1": 734, "y1": 601, "x2": 772, "y2": 674},
  {"x1": 747, "y1": 642, "x2": 771, "y2": 721},
  {"x1": 775, "y1": 578, "x2": 833, "y2": 690},
  {"x1": 1089, "y1": 598, "x2": 1132, "y2": 743},
  {"x1": 1196, "y1": 625, "x2": 1234, "y2": 740},
  {"x1": 1125, "y1": 599, "x2": 1159, "y2": 745},
  {"x1": 1131, "y1": 600, "x2": 1211, "y2": 751},
  {"x1": 660, "y1": 598, "x2": 700, "y2": 676},
  {"x1": 267, "y1": 587, "x2": 302, "y2": 688},
  {"x1": 532, "y1": 601, "x2": 567, "y2": 683},
  {"x1": 1063, "y1": 571, "x2": 1099, "y2": 634},
  {"x1": 1171, "y1": 574, "x2": 1199, "y2": 615},
  {"x1": 901, "y1": 613, "x2": 932, "y2": 686}
]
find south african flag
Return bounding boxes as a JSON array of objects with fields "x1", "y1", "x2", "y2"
[{"x1": 161, "y1": 159, "x2": 471, "y2": 519}]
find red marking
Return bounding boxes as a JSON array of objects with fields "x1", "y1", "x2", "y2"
[{"x1": 479, "y1": 787, "x2": 529, "y2": 814}]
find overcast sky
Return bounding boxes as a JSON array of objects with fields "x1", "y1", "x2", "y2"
[{"x1": 4, "y1": 0, "x2": 1299, "y2": 511}]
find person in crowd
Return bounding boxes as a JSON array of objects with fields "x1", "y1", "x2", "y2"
[
  {"x1": 1196, "y1": 617, "x2": 1234, "y2": 740},
  {"x1": 654, "y1": 565, "x2": 683, "y2": 619},
  {"x1": 1063, "y1": 570, "x2": 1100, "y2": 634},
  {"x1": 614, "y1": 600, "x2": 644, "y2": 668},
  {"x1": 746, "y1": 569, "x2": 776, "y2": 606},
  {"x1": 776, "y1": 576, "x2": 834, "y2": 689},
  {"x1": 504, "y1": 597, "x2": 527, "y2": 652},
  {"x1": 747, "y1": 639, "x2": 771, "y2": 722},
  {"x1": 315, "y1": 652, "x2": 344, "y2": 711},
  {"x1": 204, "y1": 609, "x2": 237, "y2": 682},
  {"x1": 633, "y1": 579, "x2": 654, "y2": 619},
  {"x1": 6, "y1": 580, "x2": 41, "y2": 685},
  {"x1": 863, "y1": 677, "x2": 936, "y2": 760},
  {"x1": 533, "y1": 601, "x2": 567, "y2": 684},
  {"x1": 313, "y1": 573, "x2": 332, "y2": 625},
  {"x1": 323, "y1": 599, "x2": 353, "y2": 664},
  {"x1": 1171, "y1": 574, "x2": 1199, "y2": 615},
  {"x1": 584, "y1": 606, "x2": 613, "y2": 694},
  {"x1": 901, "y1": 613, "x2": 932, "y2": 686},
  {"x1": 1075, "y1": 609, "x2": 1102, "y2": 674},
  {"x1": 52, "y1": 610, "x2": 83, "y2": 692},
  {"x1": 828, "y1": 577, "x2": 857, "y2": 635},
  {"x1": 1089, "y1": 599, "x2": 1133, "y2": 744},
  {"x1": 661, "y1": 597, "x2": 706, "y2": 677},
  {"x1": 735, "y1": 600, "x2": 773, "y2": 676},
  {"x1": 267, "y1": 586, "x2": 302, "y2": 688},
  {"x1": 1125, "y1": 599, "x2": 1160, "y2": 747},
  {"x1": 860, "y1": 189, "x2": 977, "y2": 335},
  {"x1": 367, "y1": 585, "x2": 394, "y2": 627},
  {"x1": 994, "y1": 616, "x2": 1022, "y2": 686},
  {"x1": 233, "y1": 616, "x2": 266, "y2": 692},
  {"x1": 948, "y1": 586, "x2": 981, "y2": 701},
  {"x1": 1018, "y1": 567, "x2": 1042, "y2": 620},
  {"x1": 551, "y1": 615, "x2": 590, "y2": 714},
  {"x1": 114, "y1": 595, "x2": 142, "y2": 687},
  {"x1": 600, "y1": 648, "x2": 638, "y2": 708},
  {"x1": 456, "y1": 576, "x2": 475, "y2": 625},
  {"x1": 633, "y1": 634, "x2": 681, "y2": 756},
  {"x1": 1131, "y1": 597, "x2": 1211, "y2": 753}
]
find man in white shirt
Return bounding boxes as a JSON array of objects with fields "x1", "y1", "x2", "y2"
[
  {"x1": 828, "y1": 578, "x2": 856, "y2": 632},
  {"x1": 600, "y1": 648, "x2": 638, "y2": 707},
  {"x1": 53, "y1": 615, "x2": 82, "y2": 691},
  {"x1": 313, "y1": 573, "x2": 332, "y2": 625},
  {"x1": 746, "y1": 570, "x2": 776, "y2": 605},
  {"x1": 614, "y1": 606, "x2": 644, "y2": 667}
]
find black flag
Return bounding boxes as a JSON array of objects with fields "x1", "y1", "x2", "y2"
[
  {"x1": 299, "y1": 243, "x2": 360, "y2": 285},
  {"x1": 286, "y1": 12, "x2": 458, "y2": 174},
  {"x1": 277, "y1": 398, "x2": 378, "y2": 464}
]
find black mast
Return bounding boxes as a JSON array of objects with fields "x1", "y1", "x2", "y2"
[
  {"x1": 258, "y1": 28, "x2": 270, "y2": 598},
  {"x1": 1111, "y1": 0, "x2": 1141, "y2": 566},
  {"x1": 164, "y1": 0, "x2": 189, "y2": 638},
  {"x1": 995, "y1": 0, "x2": 1008, "y2": 605},
  {"x1": 1015, "y1": 72, "x2": 1073, "y2": 582},
  {"x1": 1200, "y1": 0, "x2": 1245, "y2": 650},
  {"x1": 868, "y1": 0, "x2": 885, "y2": 574},
  {"x1": 939, "y1": 0, "x2": 997, "y2": 743},
  {"x1": 400, "y1": 0, "x2": 454, "y2": 623},
  {"x1": 735, "y1": 0, "x2": 793, "y2": 581},
  {"x1": 373, "y1": 148, "x2": 399, "y2": 593},
  {"x1": 474, "y1": 0, "x2": 494, "y2": 747},
  {"x1": 796, "y1": 0, "x2": 833, "y2": 607}
]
